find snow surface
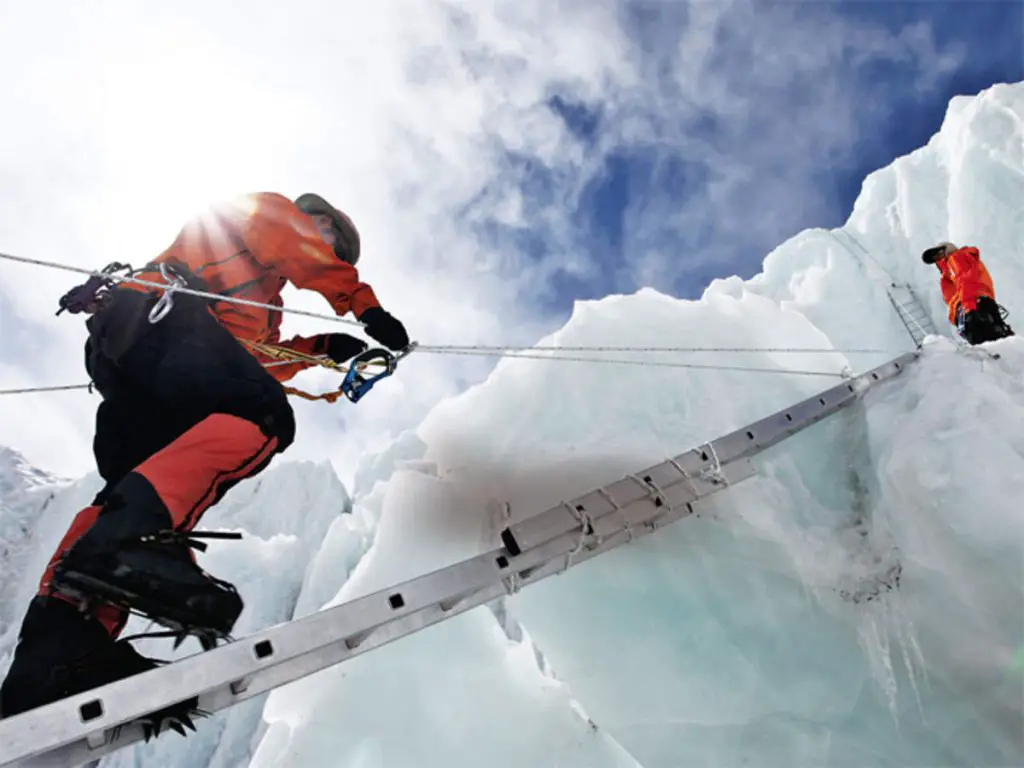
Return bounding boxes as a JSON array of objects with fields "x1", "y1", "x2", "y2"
[{"x1": 2, "y1": 81, "x2": 1024, "y2": 767}]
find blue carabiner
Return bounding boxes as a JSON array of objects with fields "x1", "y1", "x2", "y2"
[{"x1": 341, "y1": 348, "x2": 398, "y2": 403}]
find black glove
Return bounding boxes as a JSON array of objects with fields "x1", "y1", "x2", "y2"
[
  {"x1": 314, "y1": 332, "x2": 368, "y2": 364},
  {"x1": 358, "y1": 306, "x2": 410, "y2": 351}
]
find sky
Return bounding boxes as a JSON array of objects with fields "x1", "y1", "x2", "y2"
[{"x1": 0, "y1": 0, "x2": 1020, "y2": 486}]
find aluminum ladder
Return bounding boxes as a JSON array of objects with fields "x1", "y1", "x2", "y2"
[
  {"x1": 0, "y1": 352, "x2": 919, "y2": 768},
  {"x1": 887, "y1": 282, "x2": 939, "y2": 347}
]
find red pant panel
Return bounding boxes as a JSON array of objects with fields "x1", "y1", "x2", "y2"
[
  {"x1": 39, "y1": 413, "x2": 279, "y2": 640},
  {"x1": 135, "y1": 413, "x2": 278, "y2": 532}
]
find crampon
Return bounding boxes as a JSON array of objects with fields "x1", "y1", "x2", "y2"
[
  {"x1": 105, "y1": 652, "x2": 211, "y2": 742},
  {"x1": 47, "y1": 531, "x2": 245, "y2": 741},
  {"x1": 51, "y1": 530, "x2": 244, "y2": 652}
]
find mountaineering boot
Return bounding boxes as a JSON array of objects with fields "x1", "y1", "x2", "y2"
[
  {"x1": 0, "y1": 596, "x2": 201, "y2": 734},
  {"x1": 51, "y1": 531, "x2": 243, "y2": 647},
  {"x1": 962, "y1": 296, "x2": 1015, "y2": 344},
  {"x1": 49, "y1": 474, "x2": 244, "y2": 646}
]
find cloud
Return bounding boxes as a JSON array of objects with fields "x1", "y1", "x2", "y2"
[
  {"x1": 0, "y1": 0, "x2": 639, "y2": 481},
  {"x1": 536, "y1": 0, "x2": 973, "y2": 298},
  {"x1": 0, "y1": 0, "x2": 970, "y2": 484}
]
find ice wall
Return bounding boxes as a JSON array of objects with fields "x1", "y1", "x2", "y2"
[
  {"x1": 250, "y1": 82, "x2": 1024, "y2": 767},
  {"x1": 1, "y1": 82, "x2": 1022, "y2": 768}
]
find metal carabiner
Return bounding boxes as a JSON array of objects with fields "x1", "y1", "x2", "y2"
[
  {"x1": 148, "y1": 263, "x2": 187, "y2": 324},
  {"x1": 339, "y1": 342, "x2": 418, "y2": 403}
]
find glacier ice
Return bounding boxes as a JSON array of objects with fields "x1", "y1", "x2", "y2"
[
  {"x1": 247, "y1": 82, "x2": 1024, "y2": 767},
  {"x1": 1, "y1": 82, "x2": 1023, "y2": 767}
]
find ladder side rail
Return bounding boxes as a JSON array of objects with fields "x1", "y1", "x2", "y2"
[
  {"x1": 1, "y1": 352, "x2": 919, "y2": 767},
  {"x1": 0, "y1": 464, "x2": 758, "y2": 766},
  {"x1": 503, "y1": 352, "x2": 917, "y2": 554}
]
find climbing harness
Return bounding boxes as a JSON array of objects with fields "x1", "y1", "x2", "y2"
[
  {"x1": 26, "y1": 248, "x2": 415, "y2": 405},
  {"x1": 54, "y1": 259, "x2": 193, "y2": 326}
]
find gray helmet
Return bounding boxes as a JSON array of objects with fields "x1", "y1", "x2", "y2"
[
  {"x1": 294, "y1": 193, "x2": 361, "y2": 266},
  {"x1": 921, "y1": 241, "x2": 957, "y2": 265}
]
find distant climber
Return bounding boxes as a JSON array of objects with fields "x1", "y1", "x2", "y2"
[
  {"x1": 921, "y1": 242, "x2": 1014, "y2": 345},
  {"x1": 0, "y1": 191, "x2": 410, "y2": 728}
]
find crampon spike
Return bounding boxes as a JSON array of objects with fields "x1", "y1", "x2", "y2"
[{"x1": 137, "y1": 703, "x2": 205, "y2": 742}]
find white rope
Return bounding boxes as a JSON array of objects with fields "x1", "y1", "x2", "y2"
[
  {"x1": 596, "y1": 487, "x2": 633, "y2": 544},
  {"x1": 561, "y1": 502, "x2": 594, "y2": 572},
  {"x1": 0, "y1": 349, "x2": 849, "y2": 396},
  {"x1": 833, "y1": 230, "x2": 898, "y2": 283},
  {"x1": 414, "y1": 347, "x2": 850, "y2": 378},
  {"x1": 419, "y1": 344, "x2": 898, "y2": 355},
  {"x1": 0, "y1": 248, "x2": 877, "y2": 388},
  {"x1": 502, "y1": 572, "x2": 523, "y2": 595},
  {"x1": 0, "y1": 352, "x2": 327, "y2": 396},
  {"x1": 0, "y1": 384, "x2": 93, "y2": 395},
  {"x1": 630, "y1": 473, "x2": 671, "y2": 530},
  {"x1": 0, "y1": 250, "x2": 366, "y2": 329},
  {"x1": 831, "y1": 232, "x2": 954, "y2": 351},
  {"x1": 668, "y1": 457, "x2": 700, "y2": 499},
  {"x1": 698, "y1": 443, "x2": 728, "y2": 485}
]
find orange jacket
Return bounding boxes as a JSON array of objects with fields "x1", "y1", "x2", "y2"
[
  {"x1": 122, "y1": 192, "x2": 381, "y2": 381},
  {"x1": 933, "y1": 246, "x2": 995, "y2": 325}
]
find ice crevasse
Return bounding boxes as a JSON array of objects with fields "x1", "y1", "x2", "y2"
[{"x1": 0, "y1": 83, "x2": 1022, "y2": 767}]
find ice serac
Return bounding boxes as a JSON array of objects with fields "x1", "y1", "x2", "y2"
[
  {"x1": 252, "y1": 82, "x2": 1024, "y2": 767},
  {"x1": 250, "y1": 465, "x2": 645, "y2": 768},
  {"x1": 0, "y1": 452, "x2": 99, "y2": 660},
  {"x1": 0, "y1": 455, "x2": 353, "y2": 768},
  {"x1": 90, "y1": 458, "x2": 349, "y2": 768}
]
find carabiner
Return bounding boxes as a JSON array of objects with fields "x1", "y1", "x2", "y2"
[
  {"x1": 341, "y1": 347, "x2": 398, "y2": 403},
  {"x1": 148, "y1": 263, "x2": 187, "y2": 324}
]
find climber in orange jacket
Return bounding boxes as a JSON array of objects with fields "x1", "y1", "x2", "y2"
[
  {"x1": 121, "y1": 191, "x2": 408, "y2": 380},
  {"x1": 921, "y1": 242, "x2": 1014, "y2": 345},
  {"x1": 0, "y1": 192, "x2": 409, "y2": 726}
]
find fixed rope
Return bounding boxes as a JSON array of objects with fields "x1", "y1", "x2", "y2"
[
  {"x1": 0, "y1": 345, "x2": 390, "y2": 400},
  {"x1": 412, "y1": 347, "x2": 853, "y2": 378},
  {"x1": 0, "y1": 249, "x2": 896, "y2": 396},
  {"x1": 0, "y1": 342, "x2": 864, "y2": 397},
  {"x1": 0, "y1": 250, "x2": 366, "y2": 329},
  {"x1": 416, "y1": 344, "x2": 899, "y2": 354}
]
